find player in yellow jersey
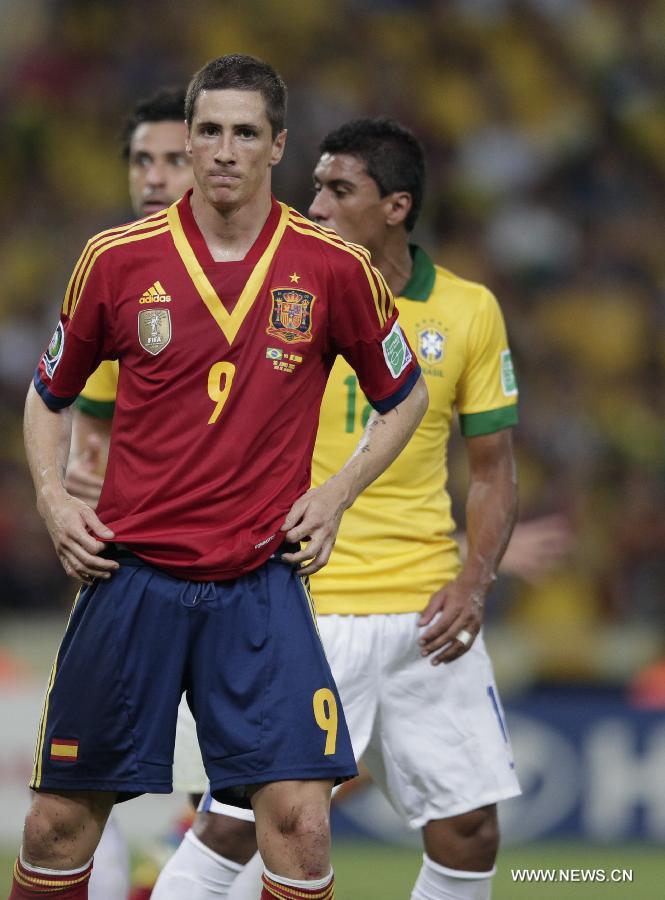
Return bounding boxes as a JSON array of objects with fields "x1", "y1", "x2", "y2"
[{"x1": 306, "y1": 119, "x2": 521, "y2": 900}]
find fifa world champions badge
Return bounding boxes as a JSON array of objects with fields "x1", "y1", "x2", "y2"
[
  {"x1": 138, "y1": 309, "x2": 172, "y2": 355},
  {"x1": 266, "y1": 288, "x2": 316, "y2": 343}
]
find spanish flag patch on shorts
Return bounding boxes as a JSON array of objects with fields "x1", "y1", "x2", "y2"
[{"x1": 50, "y1": 738, "x2": 79, "y2": 762}]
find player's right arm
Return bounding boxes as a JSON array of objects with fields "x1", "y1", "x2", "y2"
[
  {"x1": 24, "y1": 384, "x2": 117, "y2": 581},
  {"x1": 28, "y1": 237, "x2": 120, "y2": 579}
]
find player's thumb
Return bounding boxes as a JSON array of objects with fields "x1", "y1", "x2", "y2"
[
  {"x1": 281, "y1": 495, "x2": 307, "y2": 532},
  {"x1": 81, "y1": 505, "x2": 114, "y2": 541}
]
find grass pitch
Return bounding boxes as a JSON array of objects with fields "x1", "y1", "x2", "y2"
[{"x1": 1, "y1": 840, "x2": 662, "y2": 897}]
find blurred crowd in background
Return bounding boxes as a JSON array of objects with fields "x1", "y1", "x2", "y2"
[{"x1": 1, "y1": 0, "x2": 663, "y2": 689}]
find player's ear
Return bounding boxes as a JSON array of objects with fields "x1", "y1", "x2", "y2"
[
  {"x1": 385, "y1": 191, "x2": 412, "y2": 228},
  {"x1": 270, "y1": 129, "x2": 287, "y2": 167},
  {"x1": 185, "y1": 121, "x2": 192, "y2": 157}
]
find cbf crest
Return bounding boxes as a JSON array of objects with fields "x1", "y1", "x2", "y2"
[
  {"x1": 266, "y1": 288, "x2": 316, "y2": 344},
  {"x1": 138, "y1": 309, "x2": 171, "y2": 355},
  {"x1": 417, "y1": 326, "x2": 446, "y2": 366}
]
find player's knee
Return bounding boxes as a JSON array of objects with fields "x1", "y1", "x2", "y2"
[
  {"x1": 23, "y1": 791, "x2": 113, "y2": 867},
  {"x1": 467, "y1": 807, "x2": 499, "y2": 860},
  {"x1": 192, "y1": 812, "x2": 257, "y2": 864},
  {"x1": 277, "y1": 803, "x2": 329, "y2": 841},
  {"x1": 426, "y1": 805, "x2": 499, "y2": 870},
  {"x1": 23, "y1": 794, "x2": 89, "y2": 864},
  {"x1": 262, "y1": 799, "x2": 330, "y2": 867}
]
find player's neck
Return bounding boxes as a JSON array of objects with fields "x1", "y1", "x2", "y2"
[
  {"x1": 370, "y1": 232, "x2": 413, "y2": 298},
  {"x1": 189, "y1": 186, "x2": 273, "y2": 262}
]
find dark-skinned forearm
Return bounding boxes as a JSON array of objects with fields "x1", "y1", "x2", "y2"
[{"x1": 458, "y1": 441, "x2": 518, "y2": 597}]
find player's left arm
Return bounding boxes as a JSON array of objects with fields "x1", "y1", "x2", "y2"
[
  {"x1": 419, "y1": 427, "x2": 517, "y2": 664},
  {"x1": 282, "y1": 373, "x2": 428, "y2": 575}
]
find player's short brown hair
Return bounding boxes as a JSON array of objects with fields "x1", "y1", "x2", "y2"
[{"x1": 185, "y1": 54, "x2": 287, "y2": 138}]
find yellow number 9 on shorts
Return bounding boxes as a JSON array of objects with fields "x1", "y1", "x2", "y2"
[{"x1": 313, "y1": 688, "x2": 338, "y2": 755}]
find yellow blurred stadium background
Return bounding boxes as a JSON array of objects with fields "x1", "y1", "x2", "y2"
[{"x1": 1, "y1": 0, "x2": 664, "y2": 895}]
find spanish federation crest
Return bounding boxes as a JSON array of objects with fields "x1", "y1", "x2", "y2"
[
  {"x1": 266, "y1": 288, "x2": 316, "y2": 344},
  {"x1": 138, "y1": 308, "x2": 171, "y2": 355},
  {"x1": 417, "y1": 327, "x2": 446, "y2": 366}
]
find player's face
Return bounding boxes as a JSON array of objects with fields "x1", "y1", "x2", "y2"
[
  {"x1": 128, "y1": 121, "x2": 192, "y2": 218},
  {"x1": 309, "y1": 153, "x2": 389, "y2": 256},
  {"x1": 187, "y1": 89, "x2": 286, "y2": 212}
]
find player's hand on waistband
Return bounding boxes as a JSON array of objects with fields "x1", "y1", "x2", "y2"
[
  {"x1": 280, "y1": 480, "x2": 348, "y2": 576},
  {"x1": 40, "y1": 492, "x2": 118, "y2": 583},
  {"x1": 417, "y1": 576, "x2": 486, "y2": 665}
]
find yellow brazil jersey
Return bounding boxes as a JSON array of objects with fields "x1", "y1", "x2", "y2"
[
  {"x1": 77, "y1": 360, "x2": 118, "y2": 419},
  {"x1": 310, "y1": 246, "x2": 518, "y2": 615}
]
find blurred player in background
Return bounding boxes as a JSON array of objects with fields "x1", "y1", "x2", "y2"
[
  {"x1": 152, "y1": 120, "x2": 569, "y2": 900},
  {"x1": 16, "y1": 54, "x2": 427, "y2": 900}
]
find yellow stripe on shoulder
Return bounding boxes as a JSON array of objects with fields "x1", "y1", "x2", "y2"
[
  {"x1": 288, "y1": 211, "x2": 371, "y2": 261},
  {"x1": 373, "y1": 266, "x2": 395, "y2": 320},
  {"x1": 63, "y1": 212, "x2": 168, "y2": 316},
  {"x1": 288, "y1": 211, "x2": 393, "y2": 321},
  {"x1": 67, "y1": 222, "x2": 170, "y2": 318},
  {"x1": 287, "y1": 217, "x2": 386, "y2": 326}
]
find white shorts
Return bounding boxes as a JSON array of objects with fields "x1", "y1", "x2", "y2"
[
  {"x1": 319, "y1": 613, "x2": 520, "y2": 828},
  {"x1": 172, "y1": 696, "x2": 206, "y2": 794},
  {"x1": 175, "y1": 613, "x2": 520, "y2": 828}
]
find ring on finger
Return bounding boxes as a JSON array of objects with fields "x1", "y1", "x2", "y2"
[{"x1": 455, "y1": 628, "x2": 473, "y2": 648}]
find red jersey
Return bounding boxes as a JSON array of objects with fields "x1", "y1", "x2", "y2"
[{"x1": 35, "y1": 192, "x2": 420, "y2": 580}]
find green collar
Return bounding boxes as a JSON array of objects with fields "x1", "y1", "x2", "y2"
[{"x1": 400, "y1": 244, "x2": 436, "y2": 301}]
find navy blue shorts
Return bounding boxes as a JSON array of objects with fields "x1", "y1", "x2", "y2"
[{"x1": 30, "y1": 548, "x2": 357, "y2": 805}]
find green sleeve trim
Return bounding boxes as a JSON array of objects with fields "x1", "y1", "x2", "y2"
[
  {"x1": 75, "y1": 395, "x2": 116, "y2": 420},
  {"x1": 459, "y1": 404, "x2": 518, "y2": 437}
]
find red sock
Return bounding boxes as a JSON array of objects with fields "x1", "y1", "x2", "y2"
[
  {"x1": 9, "y1": 858, "x2": 92, "y2": 898},
  {"x1": 261, "y1": 871, "x2": 334, "y2": 899}
]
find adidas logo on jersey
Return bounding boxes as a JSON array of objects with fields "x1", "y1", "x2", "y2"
[{"x1": 139, "y1": 281, "x2": 172, "y2": 304}]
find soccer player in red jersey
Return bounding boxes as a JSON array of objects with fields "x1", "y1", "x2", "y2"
[{"x1": 13, "y1": 55, "x2": 427, "y2": 900}]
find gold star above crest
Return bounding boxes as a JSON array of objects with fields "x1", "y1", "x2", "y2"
[{"x1": 289, "y1": 272, "x2": 301, "y2": 284}]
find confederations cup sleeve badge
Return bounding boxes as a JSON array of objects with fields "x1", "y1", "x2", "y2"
[
  {"x1": 43, "y1": 322, "x2": 65, "y2": 376},
  {"x1": 266, "y1": 288, "x2": 316, "y2": 344}
]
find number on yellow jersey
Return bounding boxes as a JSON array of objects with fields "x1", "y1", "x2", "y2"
[{"x1": 343, "y1": 375, "x2": 372, "y2": 433}]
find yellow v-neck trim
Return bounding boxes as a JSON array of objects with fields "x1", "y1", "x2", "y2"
[{"x1": 167, "y1": 200, "x2": 289, "y2": 344}]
